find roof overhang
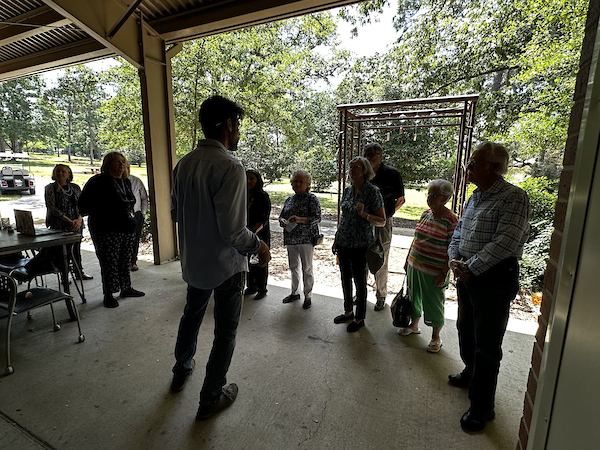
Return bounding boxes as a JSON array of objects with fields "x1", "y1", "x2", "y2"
[{"x1": 0, "y1": 0, "x2": 363, "y2": 82}]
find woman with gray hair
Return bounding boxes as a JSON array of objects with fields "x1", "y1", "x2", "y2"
[
  {"x1": 399, "y1": 179, "x2": 458, "y2": 352},
  {"x1": 332, "y1": 156, "x2": 385, "y2": 332},
  {"x1": 278, "y1": 169, "x2": 321, "y2": 309}
]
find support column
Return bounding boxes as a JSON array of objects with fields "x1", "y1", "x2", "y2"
[{"x1": 138, "y1": 29, "x2": 180, "y2": 264}]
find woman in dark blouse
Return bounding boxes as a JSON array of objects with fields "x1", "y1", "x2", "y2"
[
  {"x1": 245, "y1": 169, "x2": 271, "y2": 300},
  {"x1": 278, "y1": 169, "x2": 321, "y2": 309},
  {"x1": 79, "y1": 152, "x2": 145, "y2": 308},
  {"x1": 332, "y1": 156, "x2": 385, "y2": 332},
  {"x1": 44, "y1": 163, "x2": 92, "y2": 280}
]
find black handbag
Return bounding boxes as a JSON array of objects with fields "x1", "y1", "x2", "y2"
[
  {"x1": 366, "y1": 237, "x2": 384, "y2": 274},
  {"x1": 391, "y1": 277, "x2": 413, "y2": 328},
  {"x1": 311, "y1": 232, "x2": 324, "y2": 246}
]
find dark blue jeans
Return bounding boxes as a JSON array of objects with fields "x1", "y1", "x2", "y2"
[
  {"x1": 456, "y1": 257, "x2": 519, "y2": 414},
  {"x1": 338, "y1": 245, "x2": 368, "y2": 321},
  {"x1": 173, "y1": 272, "x2": 246, "y2": 404}
]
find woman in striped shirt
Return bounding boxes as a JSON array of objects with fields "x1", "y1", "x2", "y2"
[{"x1": 400, "y1": 179, "x2": 458, "y2": 353}]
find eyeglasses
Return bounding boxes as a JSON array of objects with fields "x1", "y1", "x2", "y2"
[
  {"x1": 465, "y1": 159, "x2": 490, "y2": 169},
  {"x1": 427, "y1": 193, "x2": 447, "y2": 198},
  {"x1": 363, "y1": 152, "x2": 381, "y2": 159}
]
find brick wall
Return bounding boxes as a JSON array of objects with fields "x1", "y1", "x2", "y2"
[{"x1": 516, "y1": 1, "x2": 600, "y2": 448}]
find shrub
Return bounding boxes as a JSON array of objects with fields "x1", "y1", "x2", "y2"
[{"x1": 518, "y1": 177, "x2": 558, "y2": 293}]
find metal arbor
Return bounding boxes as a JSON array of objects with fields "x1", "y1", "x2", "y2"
[{"x1": 336, "y1": 94, "x2": 479, "y2": 215}]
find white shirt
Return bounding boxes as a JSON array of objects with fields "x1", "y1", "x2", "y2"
[
  {"x1": 171, "y1": 139, "x2": 260, "y2": 289},
  {"x1": 128, "y1": 174, "x2": 148, "y2": 214}
]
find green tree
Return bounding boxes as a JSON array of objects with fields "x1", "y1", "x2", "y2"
[
  {"x1": 99, "y1": 60, "x2": 145, "y2": 165},
  {"x1": 336, "y1": 0, "x2": 586, "y2": 181},
  {"x1": 47, "y1": 66, "x2": 105, "y2": 163},
  {"x1": 170, "y1": 12, "x2": 347, "y2": 173},
  {"x1": 0, "y1": 75, "x2": 44, "y2": 152}
]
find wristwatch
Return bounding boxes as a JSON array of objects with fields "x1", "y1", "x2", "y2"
[{"x1": 460, "y1": 264, "x2": 471, "y2": 274}]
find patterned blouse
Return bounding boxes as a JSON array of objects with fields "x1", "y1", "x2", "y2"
[
  {"x1": 335, "y1": 181, "x2": 384, "y2": 248},
  {"x1": 45, "y1": 182, "x2": 83, "y2": 232},
  {"x1": 407, "y1": 209, "x2": 458, "y2": 276},
  {"x1": 279, "y1": 193, "x2": 321, "y2": 245}
]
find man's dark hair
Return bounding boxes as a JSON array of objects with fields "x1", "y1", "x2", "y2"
[
  {"x1": 199, "y1": 95, "x2": 244, "y2": 140},
  {"x1": 364, "y1": 142, "x2": 383, "y2": 154}
]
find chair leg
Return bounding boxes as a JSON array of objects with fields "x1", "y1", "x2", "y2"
[
  {"x1": 69, "y1": 246, "x2": 86, "y2": 304},
  {"x1": 5, "y1": 308, "x2": 14, "y2": 375},
  {"x1": 69, "y1": 298, "x2": 85, "y2": 343},
  {"x1": 49, "y1": 302, "x2": 61, "y2": 331},
  {"x1": 69, "y1": 268, "x2": 86, "y2": 304}
]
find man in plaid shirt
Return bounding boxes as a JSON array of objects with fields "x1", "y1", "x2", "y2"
[{"x1": 448, "y1": 141, "x2": 530, "y2": 433}]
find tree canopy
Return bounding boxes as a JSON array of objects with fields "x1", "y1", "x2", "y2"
[{"x1": 0, "y1": 0, "x2": 586, "y2": 186}]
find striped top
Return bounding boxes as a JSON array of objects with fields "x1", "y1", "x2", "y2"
[{"x1": 407, "y1": 209, "x2": 458, "y2": 276}]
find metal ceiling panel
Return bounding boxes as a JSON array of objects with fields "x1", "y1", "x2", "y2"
[{"x1": 0, "y1": 0, "x2": 360, "y2": 81}]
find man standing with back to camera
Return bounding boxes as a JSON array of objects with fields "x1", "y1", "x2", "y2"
[
  {"x1": 448, "y1": 141, "x2": 530, "y2": 432},
  {"x1": 170, "y1": 95, "x2": 271, "y2": 420},
  {"x1": 363, "y1": 142, "x2": 405, "y2": 311}
]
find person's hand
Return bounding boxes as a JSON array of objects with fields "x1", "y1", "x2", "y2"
[
  {"x1": 356, "y1": 202, "x2": 365, "y2": 216},
  {"x1": 279, "y1": 218, "x2": 287, "y2": 228},
  {"x1": 256, "y1": 240, "x2": 271, "y2": 267},
  {"x1": 71, "y1": 216, "x2": 83, "y2": 231},
  {"x1": 450, "y1": 260, "x2": 470, "y2": 282},
  {"x1": 332, "y1": 241, "x2": 338, "y2": 255},
  {"x1": 434, "y1": 271, "x2": 448, "y2": 287}
]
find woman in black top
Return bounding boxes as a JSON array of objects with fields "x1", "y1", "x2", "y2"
[
  {"x1": 245, "y1": 169, "x2": 271, "y2": 300},
  {"x1": 79, "y1": 152, "x2": 145, "y2": 308},
  {"x1": 45, "y1": 164, "x2": 93, "y2": 280}
]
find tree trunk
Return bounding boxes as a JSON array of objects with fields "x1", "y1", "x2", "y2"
[
  {"x1": 67, "y1": 105, "x2": 73, "y2": 163},
  {"x1": 87, "y1": 106, "x2": 95, "y2": 165}
]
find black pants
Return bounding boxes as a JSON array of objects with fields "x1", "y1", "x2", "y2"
[
  {"x1": 338, "y1": 245, "x2": 368, "y2": 321},
  {"x1": 91, "y1": 230, "x2": 135, "y2": 295},
  {"x1": 456, "y1": 257, "x2": 519, "y2": 413},
  {"x1": 131, "y1": 211, "x2": 144, "y2": 265},
  {"x1": 247, "y1": 263, "x2": 268, "y2": 293}
]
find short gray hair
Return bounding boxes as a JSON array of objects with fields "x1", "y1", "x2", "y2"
[
  {"x1": 476, "y1": 141, "x2": 509, "y2": 175},
  {"x1": 428, "y1": 179, "x2": 454, "y2": 197},
  {"x1": 291, "y1": 169, "x2": 312, "y2": 192},
  {"x1": 349, "y1": 156, "x2": 375, "y2": 181},
  {"x1": 363, "y1": 142, "x2": 383, "y2": 154}
]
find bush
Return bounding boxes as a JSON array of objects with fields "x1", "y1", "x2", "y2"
[{"x1": 518, "y1": 177, "x2": 558, "y2": 293}]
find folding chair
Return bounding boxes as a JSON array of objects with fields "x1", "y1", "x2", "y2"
[{"x1": 0, "y1": 272, "x2": 85, "y2": 375}]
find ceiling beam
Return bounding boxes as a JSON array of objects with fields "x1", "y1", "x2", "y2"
[
  {"x1": 0, "y1": 38, "x2": 112, "y2": 82},
  {"x1": 0, "y1": 6, "x2": 71, "y2": 45},
  {"x1": 42, "y1": 0, "x2": 162, "y2": 70},
  {"x1": 149, "y1": 0, "x2": 364, "y2": 42}
]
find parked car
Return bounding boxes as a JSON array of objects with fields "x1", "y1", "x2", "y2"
[{"x1": 0, "y1": 152, "x2": 36, "y2": 195}]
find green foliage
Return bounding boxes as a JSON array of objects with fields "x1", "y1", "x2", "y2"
[
  {"x1": 46, "y1": 66, "x2": 106, "y2": 163},
  {"x1": 336, "y1": 0, "x2": 586, "y2": 183},
  {"x1": 520, "y1": 222, "x2": 554, "y2": 294},
  {"x1": 518, "y1": 177, "x2": 558, "y2": 293},
  {"x1": 99, "y1": 60, "x2": 145, "y2": 165},
  {"x1": 301, "y1": 145, "x2": 337, "y2": 192},
  {"x1": 170, "y1": 13, "x2": 347, "y2": 162},
  {"x1": 0, "y1": 76, "x2": 44, "y2": 151}
]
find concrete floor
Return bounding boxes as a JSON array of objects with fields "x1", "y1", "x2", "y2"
[{"x1": 0, "y1": 249, "x2": 535, "y2": 450}]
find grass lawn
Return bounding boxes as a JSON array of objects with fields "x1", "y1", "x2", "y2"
[
  {"x1": 2, "y1": 157, "x2": 430, "y2": 221},
  {"x1": 0, "y1": 155, "x2": 149, "y2": 201},
  {"x1": 265, "y1": 181, "x2": 428, "y2": 221}
]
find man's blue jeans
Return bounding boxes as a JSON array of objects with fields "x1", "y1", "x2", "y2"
[
  {"x1": 456, "y1": 257, "x2": 519, "y2": 414},
  {"x1": 172, "y1": 272, "x2": 246, "y2": 404}
]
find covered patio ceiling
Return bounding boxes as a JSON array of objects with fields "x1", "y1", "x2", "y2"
[{"x1": 0, "y1": 0, "x2": 362, "y2": 82}]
